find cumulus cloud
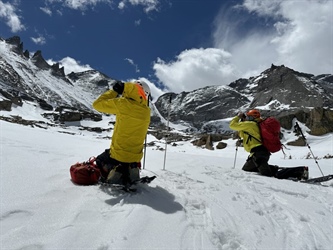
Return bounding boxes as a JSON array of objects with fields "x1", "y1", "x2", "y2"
[
  {"x1": 153, "y1": 48, "x2": 237, "y2": 93},
  {"x1": 154, "y1": 0, "x2": 332, "y2": 93},
  {"x1": 0, "y1": 0, "x2": 25, "y2": 32},
  {"x1": 214, "y1": 0, "x2": 333, "y2": 77},
  {"x1": 47, "y1": 57, "x2": 93, "y2": 74}
]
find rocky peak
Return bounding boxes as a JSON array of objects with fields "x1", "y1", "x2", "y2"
[
  {"x1": 5, "y1": 36, "x2": 24, "y2": 55},
  {"x1": 250, "y1": 64, "x2": 331, "y2": 109},
  {"x1": 153, "y1": 64, "x2": 333, "y2": 135},
  {"x1": 31, "y1": 50, "x2": 50, "y2": 70},
  {"x1": 51, "y1": 63, "x2": 66, "y2": 77}
]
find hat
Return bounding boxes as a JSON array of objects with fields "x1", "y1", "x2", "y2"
[{"x1": 246, "y1": 109, "x2": 261, "y2": 119}]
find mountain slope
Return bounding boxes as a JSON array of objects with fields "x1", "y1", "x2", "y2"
[
  {"x1": 1, "y1": 36, "x2": 333, "y2": 135},
  {"x1": 0, "y1": 37, "x2": 112, "y2": 111},
  {"x1": 155, "y1": 65, "x2": 333, "y2": 134}
]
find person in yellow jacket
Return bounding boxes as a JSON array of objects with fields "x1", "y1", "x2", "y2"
[
  {"x1": 93, "y1": 80, "x2": 151, "y2": 185},
  {"x1": 230, "y1": 109, "x2": 308, "y2": 179}
]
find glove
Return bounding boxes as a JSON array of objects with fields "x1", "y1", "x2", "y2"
[
  {"x1": 238, "y1": 112, "x2": 246, "y2": 120},
  {"x1": 113, "y1": 81, "x2": 124, "y2": 95}
]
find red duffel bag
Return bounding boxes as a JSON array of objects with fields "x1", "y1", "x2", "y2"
[{"x1": 70, "y1": 157, "x2": 101, "y2": 185}]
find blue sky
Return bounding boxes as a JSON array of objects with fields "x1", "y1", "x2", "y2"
[{"x1": 0, "y1": 0, "x2": 332, "y2": 97}]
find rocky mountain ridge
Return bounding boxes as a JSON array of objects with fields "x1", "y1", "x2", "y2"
[
  {"x1": 1, "y1": 36, "x2": 333, "y2": 136},
  {"x1": 155, "y1": 65, "x2": 333, "y2": 135}
]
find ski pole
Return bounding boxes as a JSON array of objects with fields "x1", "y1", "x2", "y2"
[
  {"x1": 163, "y1": 94, "x2": 172, "y2": 170},
  {"x1": 295, "y1": 122, "x2": 324, "y2": 176},
  {"x1": 142, "y1": 95, "x2": 150, "y2": 169},
  {"x1": 233, "y1": 144, "x2": 239, "y2": 169}
]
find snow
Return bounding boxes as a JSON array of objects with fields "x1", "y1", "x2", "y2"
[{"x1": 1, "y1": 114, "x2": 333, "y2": 249}]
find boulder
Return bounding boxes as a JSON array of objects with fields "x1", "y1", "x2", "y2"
[
  {"x1": 0, "y1": 100, "x2": 12, "y2": 111},
  {"x1": 216, "y1": 141, "x2": 227, "y2": 149}
]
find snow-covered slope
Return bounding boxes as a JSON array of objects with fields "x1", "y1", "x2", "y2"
[
  {"x1": 0, "y1": 39, "x2": 110, "y2": 111},
  {"x1": 1, "y1": 114, "x2": 332, "y2": 249}
]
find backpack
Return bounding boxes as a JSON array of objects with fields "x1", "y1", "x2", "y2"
[
  {"x1": 244, "y1": 117, "x2": 282, "y2": 153},
  {"x1": 258, "y1": 117, "x2": 282, "y2": 153},
  {"x1": 70, "y1": 157, "x2": 101, "y2": 185}
]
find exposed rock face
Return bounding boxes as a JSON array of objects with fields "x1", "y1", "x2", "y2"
[
  {"x1": 154, "y1": 65, "x2": 333, "y2": 135},
  {"x1": 0, "y1": 89, "x2": 23, "y2": 111},
  {"x1": 250, "y1": 65, "x2": 333, "y2": 108},
  {"x1": 31, "y1": 50, "x2": 50, "y2": 70},
  {"x1": 0, "y1": 100, "x2": 12, "y2": 111},
  {"x1": 37, "y1": 99, "x2": 53, "y2": 111},
  {"x1": 307, "y1": 108, "x2": 333, "y2": 135},
  {"x1": 42, "y1": 106, "x2": 102, "y2": 123},
  {"x1": 1, "y1": 36, "x2": 333, "y2": 136},
  {"x1": 5, "y1": 36, "x2": 24, "y2": 55},
  {"x1": 155, "y1": 85, "x2": 250, "y2": 129},
  {"x1": 51, "y1": 63, "x2": 66, "y2": 77}
]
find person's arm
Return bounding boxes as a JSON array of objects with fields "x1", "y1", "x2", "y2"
[
  {"x1": 92, "y1": 89, "x2": 118, "y2": 114},
  {"x1": 92, "y1": 81, "x2": 124, "y2": 114},
  {"x1": 229, "y1": 113, "x2": 246, "y2": 131}
]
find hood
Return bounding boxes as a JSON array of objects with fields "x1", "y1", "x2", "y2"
[{"x1": 122, "y1": 82, "x2": 148, "y2": 106}]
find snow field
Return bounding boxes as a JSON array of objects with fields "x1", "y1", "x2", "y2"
[{"x1": 1, "y1": 121, "x2": 332, "y2": 250}]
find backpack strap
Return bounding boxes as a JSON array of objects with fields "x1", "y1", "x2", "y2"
[{"x1": 243, "y1": 131, "x2": 261, "y2": 144}]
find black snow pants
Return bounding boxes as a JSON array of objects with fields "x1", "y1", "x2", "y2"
[{"x1": 242, "y1": 145, "x2": 306, "y2": 179}]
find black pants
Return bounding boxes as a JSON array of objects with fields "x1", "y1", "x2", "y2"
[
  {"x1": 242, "y1": 146, "x2": 277, "y2": 177},
  {"x1": 242, "y1": 146, "x2": 305, "y2": 179},
  {"x1": 96, "y1": 149, "x2": 140, "y2": 183}
]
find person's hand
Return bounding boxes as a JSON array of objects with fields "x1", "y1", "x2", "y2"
[
  {"x1": 237, "y1": 112, "x2": 244, "y2": 118},
  {"x1": 238, "y1": 112, "x2": 246, "y2": 121},
  {"x1": 113, "y1": 81, "x2": 124, "y2": 95}
]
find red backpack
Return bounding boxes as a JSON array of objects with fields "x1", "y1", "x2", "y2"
[
  {"x1": 244, "y1": 117, "x2": 282, "y2": 153},
  {"x1": 258, "y1": 117, "x2": 282, "y2": 153},
  {"x1": 70, "y1": 157, "x2": 101, "y2": 185}
]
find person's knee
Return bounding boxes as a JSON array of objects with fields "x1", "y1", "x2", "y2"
[
  {"x1": 242, "y1": 159, "x2": 258, "y2": 172},
  {"x1": 258, "y1": 164, "x2": 275, "y2": 177}
]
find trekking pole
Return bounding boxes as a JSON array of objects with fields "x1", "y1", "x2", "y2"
[
  {"x1": 163, "y1": 94, "x2": 172, "y2": 170},
  {"x1": 232, "y1": 138, "x2": 242, "y2": 169},
  {"x1": 233, "y1": 144, "x2": 239, "y2": 169},
  {"x1": 295, "y1": 122, "x2": 324, "y2": 176},
  {"x1": 142, "y1": 95, "x2": 150, "y2": 170}
]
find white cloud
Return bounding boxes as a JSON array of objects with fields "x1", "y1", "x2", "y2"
[
  {"x1": 118, "y1": 0, "x2": 159, "y2": 13},
  {"x1": 125, "y1": 58, "x2": 140, "y2": 73},
  {"x1": 47, "y1": 57, "x2": 93, "y2": 74},
  {"x1": 40, "y1": 6, "x2": 52, "y2": 16},
  {"x1": 214, "y1": 0, "x2": 333, "y2": 77},
  {"x1": 31, "y1": 36, "x2": 46, "y2": 45},
  {"x1": 46, "y1": 0, "x2": 112, "y2": 10},
  {"x1": 153, "y1": 48, "x2": 237, "y2": 93},
  {"x1": 154, "y1": 0, "x2": 332, "y2": 94},
  {"x1": 0, "y1": 0, "x2": 25, "y2": 32}
]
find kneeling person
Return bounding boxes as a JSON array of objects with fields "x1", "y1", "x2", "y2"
[{"x1": 93, "y1": 80, "x2": 151, "y2": 185}]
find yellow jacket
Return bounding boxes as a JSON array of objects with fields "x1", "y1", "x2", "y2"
[
  {"x1": 93, "y1": 82, "x2": 151, "y2": 162},
  {"x1": 229, "y1": 116, "x2": 262, "y2": 152}
]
